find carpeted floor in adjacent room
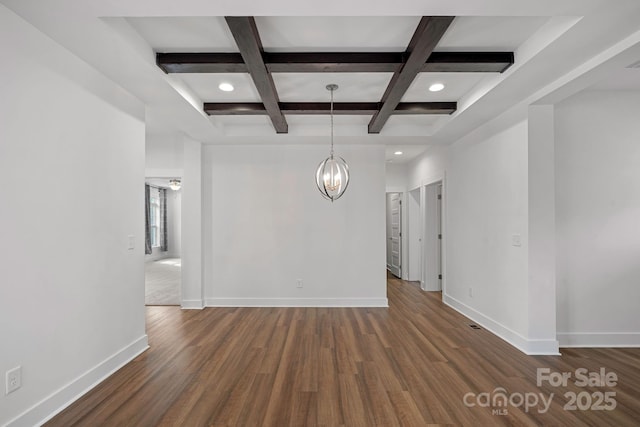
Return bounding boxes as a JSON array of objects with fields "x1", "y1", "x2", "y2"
[{"x1": 145, "y1": 258, "x2": 181, "y2": 305}]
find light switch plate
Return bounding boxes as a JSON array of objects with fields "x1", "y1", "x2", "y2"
[{"x1": 6, "y1": 366, "x2": 21, "y2": 395}]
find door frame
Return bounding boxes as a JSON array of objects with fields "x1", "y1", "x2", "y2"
[
  {"x1": 386, "y1": 192, "x2": 403, "y2": 278},
  {"x1": 145, "y1": 168, "x2": 187, "y2": 306}
]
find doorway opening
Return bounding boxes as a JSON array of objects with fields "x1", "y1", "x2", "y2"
[
  {"x1": 407, "y1": 187, "x2": 422, "y2": 284},
  {"x1": 144, "y1": 177, "x2": 182, "y2": 305},
  {"x1": 386, "y1": 192, "x2": 402, "y2": 278}
]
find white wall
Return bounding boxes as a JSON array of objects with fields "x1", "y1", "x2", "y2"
[
  {"x1": 397, "y1": 114, "x2": 562, "y2": 354},
  {"x1": 385, "y1": 162, "x2": 407, "y2": 191},
  {"x1": 527, "y1": 105, "x2": 557, "y2": 352},
  {"x1": 203, "y1": 145, "x2": 387, "y2": 306},
  {"x1": 145, "y1": 134, "x2": 184, "y2": 173},
  {"x1": 406, "y1": 124, "x2": 537, "y2": 351},
  {"x1": 182, "y1": 138, "x2": 204, "y2": 308},
  {"x1": 407, "y1": 145, "x2": 447, "y2": 191},
  {"x1": 168, "y1": 189, "x2": 182, "y2": 258},
  {"x1": 555, "y1": 90, "x2": 640, "y2": 347},
  {"x1": 0, "y1": 5, "x2": 147, "y2": 426},
  {"x1": 445, "y1": 121, "x2": 529, "y2": 339}
]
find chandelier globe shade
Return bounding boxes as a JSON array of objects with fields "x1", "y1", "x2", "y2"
[{"x1": 315, "y1": 84, "x2": 350, "y2": 202}]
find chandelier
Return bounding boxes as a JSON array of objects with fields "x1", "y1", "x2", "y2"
[
  {"x1": 315, "y1": 84, "x2": 350, "y2": 202},
  {"x1": 168, "y1": 179, "x2": 181, "y2": 191}
]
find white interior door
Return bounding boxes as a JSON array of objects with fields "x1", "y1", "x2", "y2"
[
  {"x1": 423, "y1": 182, "x2": 443, "y2": 291},
  {"x1": 387, "y1": 193, "x2": 402, "y2": 277}
]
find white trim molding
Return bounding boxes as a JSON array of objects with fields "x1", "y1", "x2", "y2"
[
  {"x1": 443, "y1": 294, "x2": 560, "y2": 356},
  {"x1": 6, "y1": 335, "x2": 148, "y2": 427},
  {"x1": 181, "y1": 299, "x2": 205, "y2": 309},
  {"x1": 205, "y1": 297, "x2": 389, "y2": 307},
  {"x1": 558, "y1": 332, "x2": 640, "y2": 348}
]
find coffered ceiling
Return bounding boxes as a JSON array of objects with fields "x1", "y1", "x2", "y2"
[
  {"x1": 2, "y1": 0, "x2": 640, "y2": 162},
  {"x1": 135, "y1": 15, "x2": 527, "y2": 136}
]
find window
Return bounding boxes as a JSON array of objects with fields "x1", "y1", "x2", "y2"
[
  {"x1": 150, "y1": 194, "x2": 160, "y2": 247},
  {"x1": 145, "y1": 184, "x2": 167, "y2": 254}
]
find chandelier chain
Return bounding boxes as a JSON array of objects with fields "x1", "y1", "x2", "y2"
[{"x1": 330, "y1": 87, "x2": 334, "y2": 158}]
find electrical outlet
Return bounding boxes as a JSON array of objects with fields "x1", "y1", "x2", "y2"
[
  {"x1": 296, "y1": 279, "x2": 303, "y2": 288},
  {"x1": 6, "y1": 366, "x2": 21, "y2": 395},
  {"x1": 469, "y1": 287, "x2": 473, "y2": 298}
]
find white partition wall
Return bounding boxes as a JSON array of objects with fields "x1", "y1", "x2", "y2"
[
  {"x1": 0, "y1": 6, "x2": 147, "y2": 425},
  {"x1": 203, "y1": 144, "x2": 388, "y2": 307},
  {"x1": 181, "y1": 138, "x2": 204, "y2": 309},
  {"x1": 555, "y1": 90, "x2": 640, "y2": 347}
]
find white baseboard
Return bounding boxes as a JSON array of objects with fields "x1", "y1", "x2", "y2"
[
  {"x1": 443, "y1": 294, "x2": 560, "y2": 355},
  {"x1": 558, "y1": 332, "x2": 640, "y2": 348},
  {"x1": 6, "y1": 335, "x2": 148, "y2": 427},
  {"x1": 181, "y1": 299, "x2": 204, "y2": 309},
  {"x1": 423, "y1": 283, "x2": 442, "y2": 292},
  {"x1": 205, "y1": 297, "x2": 389, "y2": 307}
]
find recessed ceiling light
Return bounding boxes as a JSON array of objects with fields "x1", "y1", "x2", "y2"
[
  {"x1": 429, "y1": 83, "x2": 445, "y2": 92},
  {"x1": 394, "y1": 151, "x2": 403, "y2": 155},
  {"x1": 218, "y1": 82, "x2": 234, "y2": 92}
]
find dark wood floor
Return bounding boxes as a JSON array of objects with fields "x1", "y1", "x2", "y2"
[{"x1": 47, "y1": 275, "x2": 640, "y2": 426}]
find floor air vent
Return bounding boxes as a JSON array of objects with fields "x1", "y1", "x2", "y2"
[{"x1": 469, "y1": 324, "x2": 482, "y2": 330}]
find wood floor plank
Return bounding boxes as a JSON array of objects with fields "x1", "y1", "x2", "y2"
[
  {"x1": 338, "y1": 372, "x2": 372, "y2": 427},
  {"x1": 45, "y1": 276, "x2": 640, "y2": 426},
  {"x1": 317, "y1": 347, "x2": 344, "y2": 426}
]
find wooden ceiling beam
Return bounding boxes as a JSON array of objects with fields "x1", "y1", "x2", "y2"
[
  {"x1": 393, "y1": 102, "x2": 457, "y2": 114},
  {"x1": 265, "y1": 52, "x2": 403, "y2": 73},
  {"x1": 204, "y1": 102, "x2": 456, "y2": 116},
  {"x1": 280, "y1": 102, "x2": 380, "y2": 115},
  {"x1": 368, "y1": 16, "x2": 455, "y2": 133},
  {"x1": 157, "y1": 51, "x2": 514, "y2": 74},
  {"x1": 422, "y1": 52, "x2": 514, "y2": 73},
  {"x1": 156, "y1": 53, "x2": 246, "y2": 73},
  {"x1": 203, "y1": 103, "x2": 268, "y2": 115},
  {"x1": 224, "y1": 16, "x2": 288, "y2": 133}
]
